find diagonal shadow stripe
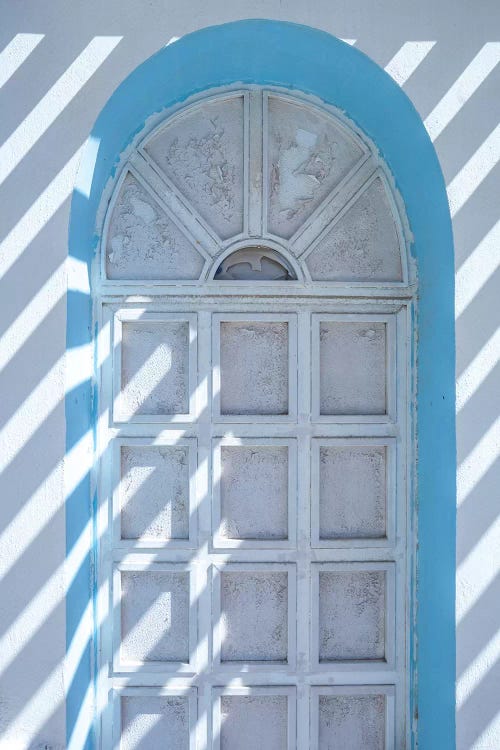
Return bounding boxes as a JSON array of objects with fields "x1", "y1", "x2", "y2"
[
  {"x1": 0, "y1": 36, "x2": 121, "y2": 186},
  {"x1": 0, "y1": 33, "x2": 44, "y2": 89},
  {"x1": 425, "y1": 42, "x2": 500, "y2": 141}
]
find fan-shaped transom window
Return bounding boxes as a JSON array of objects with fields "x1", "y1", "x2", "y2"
[{"x1": 103, "y1": 89, "x2": 408, "y2": 286}]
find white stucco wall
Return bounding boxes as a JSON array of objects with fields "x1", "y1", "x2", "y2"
[{"x1": 0, "y1": 2, "x2": 498, "y2": 748}]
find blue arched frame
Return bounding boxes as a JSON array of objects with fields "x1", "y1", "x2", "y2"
[{"x1": 67, "y1": 20, "x2": 455, "y2": 750}]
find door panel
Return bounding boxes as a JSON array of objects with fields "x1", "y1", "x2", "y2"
[{"x1": 97, "y1": 86, "x2": 411, "y2": 750}]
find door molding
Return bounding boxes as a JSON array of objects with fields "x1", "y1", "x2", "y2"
[{"x1": 67, "y1": 19, "x2": 455, "y2": 750}]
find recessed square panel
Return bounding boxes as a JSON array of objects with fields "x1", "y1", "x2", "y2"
[
  {"x1": 119, "y1": 444, "x2": 192, "y2": 543},
  {"x1": 312, "y1": 564, "x2": 394, "y2": 665},
  {"x1": 217, "y1": 692, "x2": 292, "y2": 750},
  {"x1": 311, "y1": 686, "x2": 394, "y2": 750},
  {"x1": 214, "y1": 565, "x2": 295, "y2": 666},
  {"x1": 316, "y1": 444, "x2": 387, "y2": 542},
  {"x1": 220, "y1": 444, "x2": 287, "y2": 539},
  {"x1": 116, "y1": 567, "x2": 192, "y2": 670},
  {"x1": 217, "y1": 319, "x2": 291, "y2": 416},
  {"x1": 318, "y1": 320, "x2": 387, "y2": 416},
  {"x1": 120, "y1": 694, "x2": 191, "y2": 750},
  {"x1": 113, "y1": 312, "x2": 197, "y2": 422},
  {"x1": 121, "y1": 320, "x2": 188, "y2": 415},
  {"x1": 213, "y1": 440, "x2": 296, "y2": 546}
]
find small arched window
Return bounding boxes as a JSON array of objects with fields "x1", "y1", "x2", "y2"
[{"x1": 213, "y1": 246, "x2": 297, "y2": 280}]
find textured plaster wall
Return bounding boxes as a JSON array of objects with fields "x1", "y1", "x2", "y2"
[{"x1": 0, "y1": 2, "x2": 499, "y2": 749}]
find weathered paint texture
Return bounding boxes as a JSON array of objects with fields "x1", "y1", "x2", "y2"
[
  {"x1": 120, "y1": 570, "x2": 190, "y2": 664},
  {"x1": 220, "y1": 695, "x2": 288, "y2": 750},
  {"x1": 306, "y1": 177, "x2": 403, "y2": 282},
  {"x1": 120, "y1": 695, "x2": 189, "y2": 750},
  {"x1": 318, "y1": 446, "x2": 386, "y2": 539},
  {"x1": 120, "y1": 446, "x2": 190, "y2": 541},
  {"x1": 319, "y1": 322, "x2": 387, "y2": 415},
  {"x1": 120, "y1": 321, "x2": 189, "y2": 417},
  {"x1": 318, "y1": 569, "x2": 386, "y2": 661},
  {"x1": 318, "y1": 694, "x2": 386, "y2": 749},
  {"x1": 145, "y1": 95, "x2": 245, "y2": 239},
  {"x1": 220, "y1": 570, "x2": 289, "y2": 662},
  {"x1": 220, "y1": 445, "x2": 289, "y2": 540},
  {"x1": 107, "y1": 173, "x2": 205, "y2": 280},
  {"x1": 220, "y1": 322, "x2": 289, "y2": 415}
]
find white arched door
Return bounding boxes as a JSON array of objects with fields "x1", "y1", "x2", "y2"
[{"x1": 97, "y1": 87, "x2": 413, "y2": 749}]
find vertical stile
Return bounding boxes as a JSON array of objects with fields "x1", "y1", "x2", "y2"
[
  {"x1": 297, "y1": 309, "x2": 312, "y2": 750},
  {"x1": 248, "y1": 89, "x2": 264, "y2": 237}
]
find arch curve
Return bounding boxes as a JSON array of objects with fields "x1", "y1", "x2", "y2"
[
  {"x1": 100, "y1": 86, "x2": 409, "y2": 288},
  {"x1": 211, "y1": 243, "x2": 301, "y2": 282},
  {"x1": 67, "y1": 20, "x2": 455, "y2": 750}
]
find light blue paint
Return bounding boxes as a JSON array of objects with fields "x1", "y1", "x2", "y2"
[{"x1": 67, "y1": 19, "x2": 455, "y2": 749}]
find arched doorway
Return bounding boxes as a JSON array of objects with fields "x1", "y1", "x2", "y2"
[{"x1": 67, "y1": 21, "x2": 455, "y2": 750}]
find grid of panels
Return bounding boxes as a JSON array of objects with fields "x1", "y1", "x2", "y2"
[{"x1": 99, "y1": 303, "x2": 407, "y2": 749}]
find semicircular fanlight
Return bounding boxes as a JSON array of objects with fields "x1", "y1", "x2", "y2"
[{"x1": 213, "y1": 246, "x2": 297, "y2": 281}]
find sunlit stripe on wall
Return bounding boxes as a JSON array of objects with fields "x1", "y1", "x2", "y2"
[
  {"x1": 0, "y1": 33, "x2": 44, "y2": 89},
  {"x1": 425, "y1": 42, "x2": 500, "y2": 141},
  {"x1": 0, "y1": 36, "x2": 121, "y2": 186},
  {"x1": 0, "y1": 409, "x2": 95, "y2": 582},
  {"x1": 67, "y1": 683, "x2": 95, "y2": 750},
  {"x1": 447, "y1": 122, "x2": 500, "y2": 217},
  {"x1": 457, "y1": 415, "x2": 500, "y2": 506},
  {"x1": 0, "y1": 517, "x2": 92, "y2": 678},
  {"x1": 0, "y1": 668, "x2": 66, "y2": 748},
  {"x1": 1, "y1": 589, "x2": 96, "y2": 746},
  {"x1": 0, "y1": 357, "x2": 66, "y2": 472},
  {"x1": 384, "y1": 41, "x2": 436, "y2": 86},
  {"x1": 455, "y1": 218, "x2": 500, "y2": 319},
  {"x1": 0, "y1": 146, "x2": 84, "y2": 280},
  {"x1": 0, "y1": 264, "x2": 66, "y2": 372},
  {"x1": 474, "y1": 719, "x2": 500, "y2": 750},
  {"x1": 456, "y1": 514, "x2": 500, "y2": 621},
  {"x1": 456, "y1": 328, "x2": 500, "y2": 412},
  {"x1": 457, "y1": 629, "x2": 500, "y2": 708}
]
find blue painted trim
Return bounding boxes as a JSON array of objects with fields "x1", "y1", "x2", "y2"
[{"x1": 67, "y1": 19, "x2": 455, "y2": 749}]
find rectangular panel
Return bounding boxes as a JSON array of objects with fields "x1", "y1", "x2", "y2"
[
  {"x1": 310, "y1": 438, "x2": 396, "y2": 548},
  {"x1": 113, "y1": 562, "x2": 198, "y2": 673},
  {"x1": 113, "y1": 437, "x2": 197, "y2": 548},
  {"x1": 113, "y1": 688, "x2": 197, "y2": 750},
  {"x1": 212, "y1": 313, "x2": 297, "y2": 421},
  {"x1": 221, "y1": 320, "x2": 288, "y2": 414},
  {"x1": 320, "y1": 321, "x2": 386, "y2": 414},
  {"x1": 112, "y1": 310, "x2": 197, "y2": 423},
  {"x1": 212, "y1": 686, "x2": 296, "y2": 750},
  {"x1": 212, "y1": 437, "x2": 297, "y2": 549},
  {"x1": 98, "y1": 300, "x2": 409, "y2": 750},
  {"x1": 311, "y1": 314, "x2": 396, "y2": 422},
  {"x1": 310, "y1": 685, "x2": 395, "y2": 750},
  {"x1": 311, "y1": 562, "x2": 395, "y2": 670},
  {"x1": 212, "y1": 563, "x2": 296, "y2": 669}
]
